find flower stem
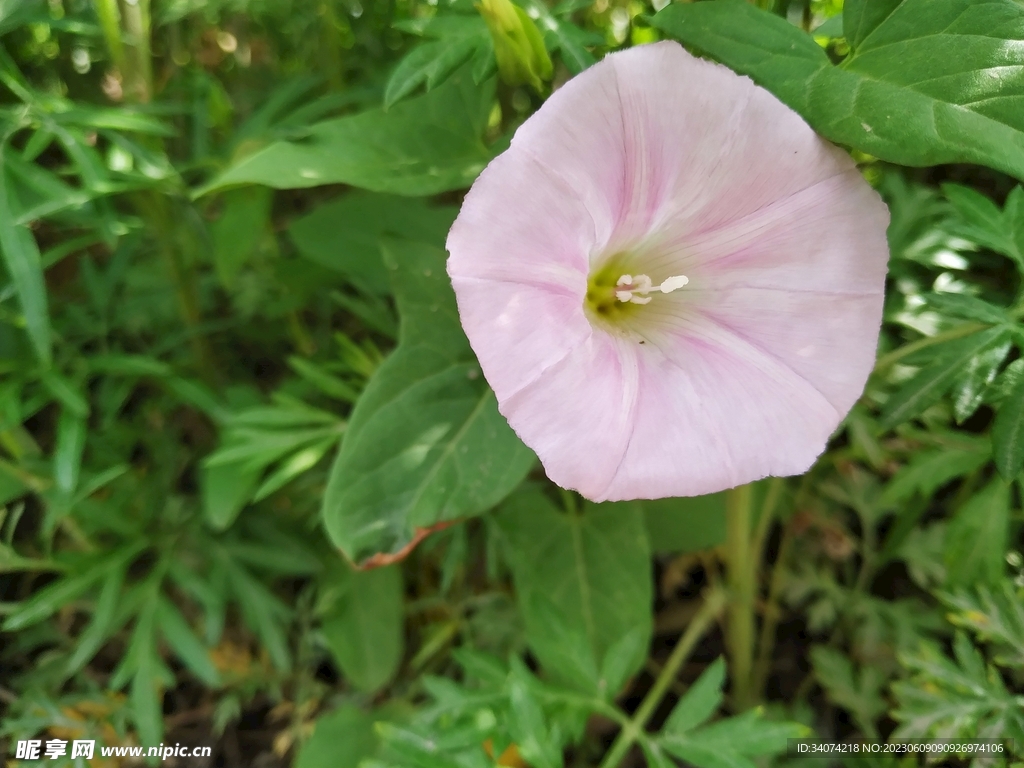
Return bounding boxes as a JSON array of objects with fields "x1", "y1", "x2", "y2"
[
  {"x1": 598, "y1": 587, "x2": 726, "y2": 768},
  {"x1": 752, "y1": 517, "x2": 793, "y2": 699},
  {"x1": 725, "y1": 482, "x2": 756, "y2": 711},
  {"x1": 91, "y1": 0, "x2": 126, "y2": 75}
]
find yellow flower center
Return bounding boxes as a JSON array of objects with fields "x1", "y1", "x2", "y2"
[{"x1": 584, "y1": 259, "x2": 688, "y2": 325}]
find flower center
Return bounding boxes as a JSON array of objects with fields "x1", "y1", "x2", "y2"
[{"x1": 585, "y1": 262, "x2": 688, "y2": 323}]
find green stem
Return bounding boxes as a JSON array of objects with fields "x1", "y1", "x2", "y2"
[
  {"x1": 120, "y1": 0, "x2": 153, "y2": 102},
  {"x1": 599, "y1": 587, "x2": 726, "y2": 768},
  {"x1": 92, "y1": 0, "x2": 126, "y2": 75},
  {"x1": 725, "y1": 483, "x2": 756, "y2": 711},
  {"x1": 750, "y1": 477, "x2": 783, "y2": 571},
  {"x1": 318, "y1": 0, "x2": 346, "y2": 90},
  {"x1": 752, "y1": 518, "x2": 793, "y2": 699}
]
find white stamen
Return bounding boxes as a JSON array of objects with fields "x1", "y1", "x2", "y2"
[
  {"x1": 614, "y1": 272, "x2": 689, "y2": 303},
  {"x1": 659, "y1": 274, "x2": 689, "y2": 293}
]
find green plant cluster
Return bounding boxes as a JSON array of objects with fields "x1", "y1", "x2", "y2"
[{"x1": 0, "y1": 0, "x2": 1022, "y2": 766}]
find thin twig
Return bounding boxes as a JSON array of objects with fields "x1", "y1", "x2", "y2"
[{"x1": 598, "y1": 587, "x2": 727, "y2": 768}]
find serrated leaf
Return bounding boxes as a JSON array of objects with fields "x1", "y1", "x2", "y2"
[
  {"x1": 661, "y1": 710, "x2": 804, "y2": 768},
  {"x1": 322, "y1": 239, "x2": 534, "y2": 564},
  {"x1": 651, "y1": 0, "x2": 1024, "y2": 182},
  {"x1": 941, "y1": 582, "x2": 1024, "y2": 668},
  {"x1": 924, "y1": 292, "x2": 1010, "y2": 325},
  {"x1": 879, "y1": 441, "x2": 990, "y2": 508},
  {"x1": 942, "y1": 183, "x2": 1024, "y2": 269},
  {"x1": 809, "y1": 646, "x2": 886, "y2": 738},
  {"x1": 944, "y1": 478, "x2": 1010, "y2": 588},
  {"x1": 497, "y1": 490, "x2": 652, "y2": 693},
  {"x1": 640, "y1": 742, "x2": 679, "y2": 768},
  {"x1": 950, "y1": 336, "x2": 1011, "y2": 423},
  {"x1": 892, "y1": 633, "x2": 1024, "y2": 741},
  {"x1": 880, "y1": 327, "x2": 1009, "y2": 429},
  {"x1": 508, "y1": 662, "x2": 562, "y2": 768},
  {"x1": 992, "y1": 364, "x2": 1024, "y2": 479},
  {"x1": 663, "y1": 657, "x2": 725, "y2": 735}
]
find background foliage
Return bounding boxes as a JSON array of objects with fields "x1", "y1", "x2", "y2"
[{"x1": 0, "y1": 0, "x2": 1022, "y2": 765}]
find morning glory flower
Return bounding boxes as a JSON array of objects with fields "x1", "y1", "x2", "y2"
[{"x1": 446, "y1": 41, "x2": 890, "y2": 501}]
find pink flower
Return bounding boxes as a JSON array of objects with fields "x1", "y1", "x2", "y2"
[{"x1": 446, "y1": 41, "x2": 890, "y2": 501}]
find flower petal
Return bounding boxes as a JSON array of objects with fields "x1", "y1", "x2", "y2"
[
  {"x1": 698, "y1": 287, "x2": 883, "y2": 415},
  {"x1": 510, "y1": 41, "x2": 856, "y2": 262},
  {"x1": 447, "y1": 40, "x2": 892, "y2": 502},
  {"x1": 447, "y1": 141, "x2": 598, "y2": 403},
  {"x1": 450, "y1": 275, "x2": 592, "y2": 403},
  {"x1": 447, "y1": 146, "x2": 594, "y2": 292},
  {"x1": 596, "y1": 319, "x2": 840, "y2": 501},
  {"x1": 500, "y1": 333, "x2": 640, "y2": 499},
  {"x1": 640, "y1": 170, "x2": 890, "y2": 294}
]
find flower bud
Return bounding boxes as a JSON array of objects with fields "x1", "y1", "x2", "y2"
[{"x1": 478, "y1": 0, "x2": 553, "y2": 93}]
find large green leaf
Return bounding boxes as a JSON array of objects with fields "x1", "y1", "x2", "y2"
[
  {"x1": 320, "y1": 563, "x2": 404, "y2": 692},
  {"x1": 497, "y1": 489, "x2": 652, "y2": 694},
  {"x1": 652, "y1": 0, "x2": 1024, "y2": 180},
  {"x1": 288, "y1": 193, "x2": 456, "y2": 295},
  {"x1": 842, "y1": 0, "x2": 902, "y2": 50},
  {"x1": 322, "y1": 239, "x2": 534, "y2": 563},
  {"x1": 643, "y1": 493, "x2": 727, "y2": 555},
  {"x1": 195, "y1": 70, "x2": 495, "y2": 197}
]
